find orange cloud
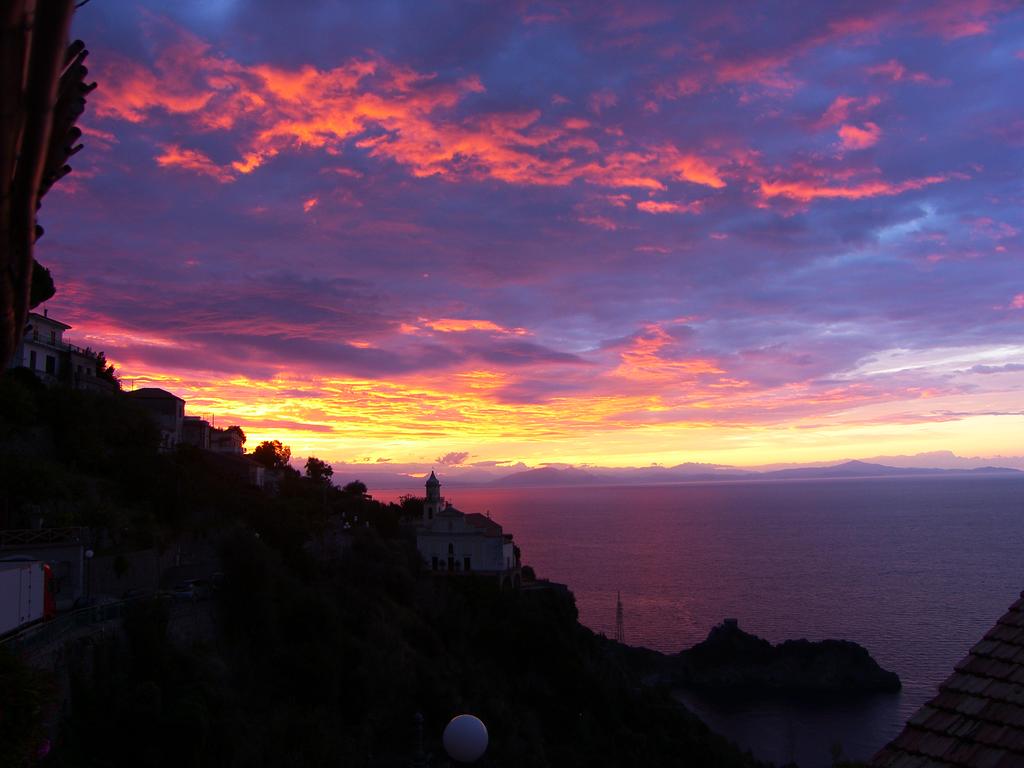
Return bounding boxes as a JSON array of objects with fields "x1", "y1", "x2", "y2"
[
  {"x1": 588, "y1": 89, "x2": 617, "y2": 114},
  {"x1": 915, "y1": 1, "x2": 1007, "y2": 39},
  {"x1": 563, "y1": 117, "x2": 591, "y2": 130},
  {"x1": 611, "y1": 323, "x2": 726, "y2": 385},
  {"x1": 419, "y1": 318, "x2": 529, "y2": 335},
  {"x1": 715, "y1": 53, "x2": 801, "y2": 92},
  {"x1": 759, "y1": 170, "x2": 947, "y2": 202},
  {"x1": 155, "y1": 144, "x2": 235, "y2": 182},
  {"x1": 94, "y1": 53, "x2": 216, "y2": 123},
  {"x1": 636, "y1": 200, "x2": 702, "y2": 215},
  {"x1": 865, "y1": 59, "x2": 943, "y2": 85},
  {"x1": 95, "y1": 22, "x2": 958, "y2": 213},
  {"x1": 710, "y1": 13, "x2": 886, "y2": 95},
  {"x1": 578, "y1": 214, "x2": 618, "y2": 230},
  {"x1": 838, "y1": 122, "x2": 882, "y2": 150},
  {"x1": 303, "y1": 197, "x2": 319, "y2": 213},
  {"x1": 815, "y1": 95, "x2": 882, "y2": 129},
  {"x1": 100, "y1": 30, "x2": 738, "y2": 195}
]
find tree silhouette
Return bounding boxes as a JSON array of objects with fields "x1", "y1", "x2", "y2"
[
  {"x1": 343, "y1": 480, "x2": 367, "y2": 496},
  {"x1": 252, "y1": 440, "x2": 291, "y2": 469},
  {"x1": 94, "y1": 351, "x2": 120, "y2": 388},
  {"x1": 224, "y1": 425, "x2": 246, "y2": 445},
  {"x1": 304, "y1": 456, "x2": 333, "y2": 483},
  {"x1": 1, "y1": 2, "x2": 96, "y2": 368}
]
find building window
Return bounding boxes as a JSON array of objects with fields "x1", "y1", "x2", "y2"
[
  {"x1": 45, "y1": 355, "x2": 56, "y2": 374},
  {"x1": 50, "y1": 330, "x2": 56, "y2": 344},
  {"x1": 464, "y1": 556, "x2": 471, "y2": 572},
  {"x1": 29, "y1": 350, "x2": 36, "y2": 369}
]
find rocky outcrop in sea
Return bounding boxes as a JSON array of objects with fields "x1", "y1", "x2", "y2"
[{"x1": 667, "y1": 619, "x2": 901, "y2": 694}]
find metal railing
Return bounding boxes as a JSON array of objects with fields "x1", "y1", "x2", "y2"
[
  {"x1": 0, "y1": 595, "x2": 197, "y2": 656},
  {"x1": 0, "y1": 527, "x2": 88, "y2": 547},
  {"x1": 0, "y1": 600, "x2": 130, "y2": 654}
]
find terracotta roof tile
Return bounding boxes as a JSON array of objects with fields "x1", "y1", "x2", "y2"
[
  {"x1": 873, "y1": 592, "x2": 1024, "y2": 768},
  {"x1": 923, "y1": 710, "x2": 962, "y2": 733},
  {"x1": 998, "y1": 613, "x2": 1024, "y2": 630},
  {"x1": 912, "y1": 706, "x2": 940, "y2": 726},
  {"x1": 924, "y1": 733, "x2": 960, "y2": 758},
  {"x1": 991, "y1": 644, "x2": 1020, "y2": 662}
]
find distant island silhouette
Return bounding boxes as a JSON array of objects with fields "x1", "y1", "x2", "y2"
[{"x1": 488, "y1": 459, "x2": 1022, "y2": 488}]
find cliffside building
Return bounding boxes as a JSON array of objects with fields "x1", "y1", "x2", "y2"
[
  {"x1": 415, "y1": 472, "x2": 519, "y2": 586},
  {"x1": 182, "y1": 415, "x2": 211, "y2": 449},
  {"x1": 210, "y1": 426, "x2": 244, "y2": 455},
  {"x1": 126, "y1": 388, "x2": 185, "y2": 452},
  {"x1": 7, "y1": 310, "x2": 111, "y2": 392}
]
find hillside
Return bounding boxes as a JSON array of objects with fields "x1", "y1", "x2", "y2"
[{"x1": 0, "y1": 370, "x2": 763, "y2": 768}]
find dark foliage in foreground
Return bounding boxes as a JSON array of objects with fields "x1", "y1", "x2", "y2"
[
  {"x1": 0, "y1": 373, "x2": 762, "y2": 767},
  {"x1": 51, "y1": 534, "x2": 762, "y2": 767}
]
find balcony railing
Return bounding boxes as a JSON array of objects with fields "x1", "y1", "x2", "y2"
[
  {"x1": 0, "y1": 527, "x2": 88, "y2": 547},
  {"x1": 21, "y1": 334, "x2": 97, "y2": 358}
]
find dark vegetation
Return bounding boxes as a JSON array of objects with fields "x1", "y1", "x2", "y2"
[
  {"x1": 0, "y1": 2, "x2": 94, "y2": 371},
  {"x1": 0, "y1": 371, "x2": 763, "y2": 767}
]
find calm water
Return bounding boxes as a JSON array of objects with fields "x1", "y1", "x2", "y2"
[{"x1": 374, "y1": 477, "x2": 1024, "y2": 767}]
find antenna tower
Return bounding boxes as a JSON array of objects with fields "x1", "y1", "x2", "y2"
[{"x1": 615, "y1": 592, "x2": 625, "y2": 643}]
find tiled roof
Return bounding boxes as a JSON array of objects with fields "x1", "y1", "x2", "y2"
[
  {"x1": 126, "y1": 387, "x2": 184, "y2": 401},
  {"x1": 873, "y1": 591, "x2": 1024, "y2": 768},
  {"x1": 464, "y1": 513, "x2": 503, "y2": 537}
]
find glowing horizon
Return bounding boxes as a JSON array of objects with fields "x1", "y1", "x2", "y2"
[{"x1": 35, "y1": 1, "x2": 1024, "y2": 470}]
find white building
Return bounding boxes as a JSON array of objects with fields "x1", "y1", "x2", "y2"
[
  {"x1": 8, "y1": 310, "x2": 110, "y2": 392},
  {"x1": 415, "y1": 472, "x2": 520, "y2": 586}
]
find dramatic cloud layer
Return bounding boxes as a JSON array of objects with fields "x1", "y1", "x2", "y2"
[{"x1": 36, "y1": 0, "x2": 1024, "y2": 473}]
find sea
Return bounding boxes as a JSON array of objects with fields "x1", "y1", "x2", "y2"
[{"x1": 372, "y1": 476, "x2": 1024, "y2": 768}]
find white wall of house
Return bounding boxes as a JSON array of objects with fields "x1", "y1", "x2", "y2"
[{"x1": 417, "y1": 532, "x2": 508, "y2": 572}]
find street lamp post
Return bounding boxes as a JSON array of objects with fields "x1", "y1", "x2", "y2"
[{"x1": 84, "y1": 548, "x2": 94, "y2": 601}]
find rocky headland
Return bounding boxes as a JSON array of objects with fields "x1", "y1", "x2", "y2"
[{"x1": 650, "y1": 618, "x2": 901, "y2": 694}]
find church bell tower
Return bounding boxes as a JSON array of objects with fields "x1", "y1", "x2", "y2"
[{"x1": 424, "y1": 471, "x2": 442, "y2": 523}]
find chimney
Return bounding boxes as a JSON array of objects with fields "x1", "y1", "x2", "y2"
[{"x1": 43, "y1": 308, "x2": 48, "y2": 317}]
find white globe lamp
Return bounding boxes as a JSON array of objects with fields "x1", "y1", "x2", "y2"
[{"x1": 443, "y1": 714, "x2": 488, "y2": 763}]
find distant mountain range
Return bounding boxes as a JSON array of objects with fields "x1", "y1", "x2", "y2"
[
  {"x1": 487, "y1": 459, "x2": 1022, "y2": 487},
  {"x1": 325, "y1": 451, "x2": 1024, "y2": 492}
]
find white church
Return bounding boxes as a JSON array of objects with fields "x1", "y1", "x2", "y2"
[{"x1": 415, "y1": 472, "x2": 520, "y2": 586}]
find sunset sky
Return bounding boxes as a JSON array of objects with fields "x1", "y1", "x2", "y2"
[{"x1": 38, "y1": 0, "x2": 1024, "y2": 474}]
